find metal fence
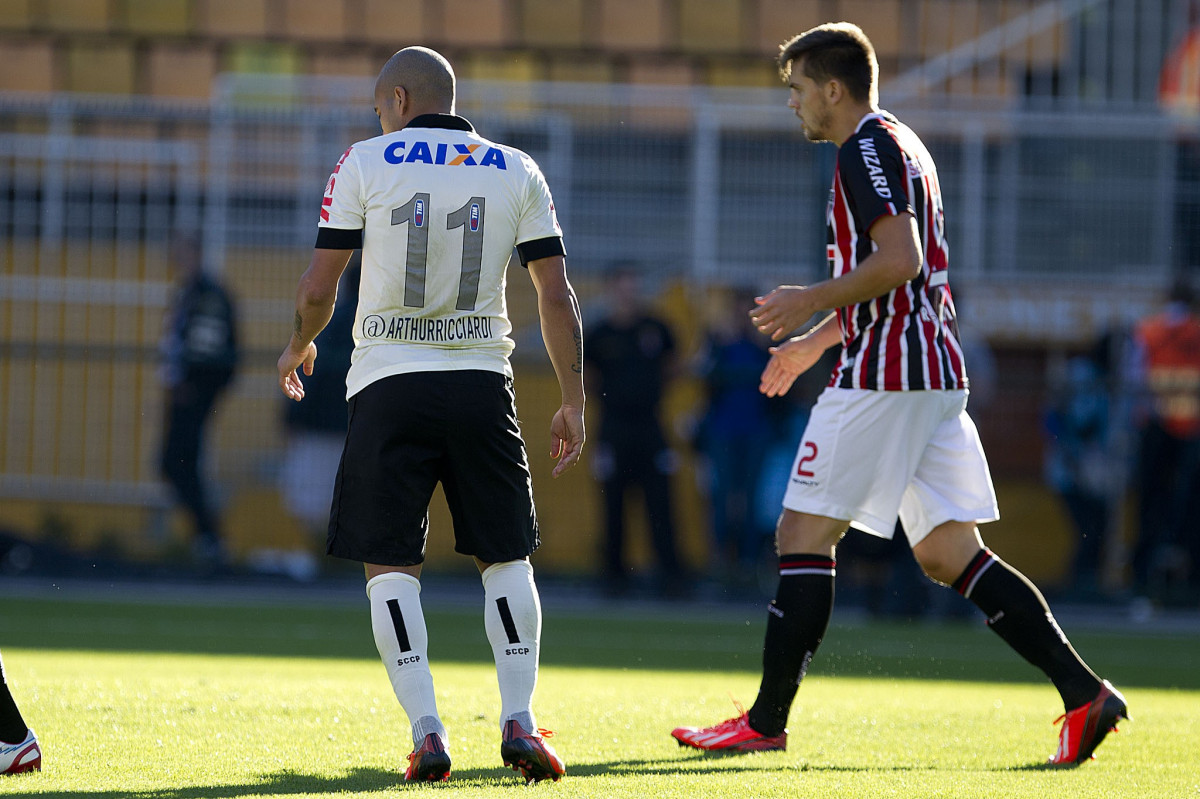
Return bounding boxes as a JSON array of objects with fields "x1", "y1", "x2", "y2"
[
  {"x1": 889, "y1": 0, "x2": 1200, "y2": 111},
  {"x1": 0, "y1": 76, "x2": 1194, "y2": 518}
]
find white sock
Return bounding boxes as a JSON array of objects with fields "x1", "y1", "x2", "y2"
[
  {"x1": 366, "y1": 572, "x2": 446, "y2": 749},
  {"x1": 482, "y1": 559, "x2": 541, "y2": 734}
]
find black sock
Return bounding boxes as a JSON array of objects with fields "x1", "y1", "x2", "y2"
[
  {"x1": 747, "y1": 554, "x2": 835, "y2": 737},
  {"x1": 0, "y1": 655, "x2": 29, "y2": 744},
  {"x1": 953, "y1": 549, "x2": 1101, "y2": 710}
]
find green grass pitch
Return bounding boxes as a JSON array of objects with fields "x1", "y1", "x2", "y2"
[{"x1": 1, "y1": 591, "x2": 1198, "y2": 798}]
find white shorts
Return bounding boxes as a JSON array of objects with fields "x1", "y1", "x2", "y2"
[{"x1": 781, "y1": 388, "x2": 999, "y2": 546}]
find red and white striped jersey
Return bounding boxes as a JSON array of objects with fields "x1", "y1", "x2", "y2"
[{"x1": 826, "y1": 112, "x2": 968, "y2": 391}]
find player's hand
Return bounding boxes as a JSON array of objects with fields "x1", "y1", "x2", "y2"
[
  {"x1": 278, "y1": 339, "x2": 317, "y2": 401},
  {"x1": 549, "y1": 404, "x2": 585, "y2": 478},
  {"x1": 760, "y1": 335, "x2": 823, "y2": 397},
  {"x1": 750, "y1": 286, "x2": 816, "y2": 341}
]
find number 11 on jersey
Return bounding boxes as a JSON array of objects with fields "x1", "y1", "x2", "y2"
[{"x1": 391, "y1": 193, "x2": 487, "y2": 312}]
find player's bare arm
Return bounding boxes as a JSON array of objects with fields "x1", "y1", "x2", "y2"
[
  {"x1": 277, "y1": 247, "x2": 354, "y2": 401},
  {"x1": 528, "y1": 254, "x2": 586, "y2": 478},
  {"x1": 750, "y1": 212, "x2": 922, "y2": 340},
  {"x1": 759, "y1": 313, "x2": 841, "y2": 397}
]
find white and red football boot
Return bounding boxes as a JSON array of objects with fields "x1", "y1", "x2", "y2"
[{"x1": 0, "y1": 729, "x2": 40, "y2": 775}]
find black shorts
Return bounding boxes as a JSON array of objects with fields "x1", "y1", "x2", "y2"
[{"x1": 326, "y1": 370, "x2": 539, "y2": 566}]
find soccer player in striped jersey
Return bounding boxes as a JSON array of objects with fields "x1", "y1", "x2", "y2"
[
  {"x1": 671, "y1": 22, "x2": 1126, "y2": 767},
  {"x1": 278, "y1": 47, "x2": 583, "y2": 783}
]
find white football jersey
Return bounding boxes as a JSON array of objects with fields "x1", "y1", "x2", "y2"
[{"x1": 318, "y1": 115, "x2": 563, "y2": 398}]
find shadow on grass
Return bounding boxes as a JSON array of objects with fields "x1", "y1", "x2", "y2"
[
  {"x1": 9, "y1": 766, "x2": 486, "y2": 798},
  {"x1": 663, "y1": 750, "x2": 1062, "y2": 774},
  {"x1": 9, "y1": 759, "x2": 770, "y2": 798},
  {"x1": 8, "y1": 768, "x2": 401, "y2": 799},
  {"x1": 9, "y1": 753, "x2": 1098, "y2": 797}
]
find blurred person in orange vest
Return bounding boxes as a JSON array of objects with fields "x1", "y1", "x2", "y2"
[
  {"x1": 1131, "y1": 278, "x2": 1200, "y2": 603},
  {"x1": 1160, "y1": 14, "x2": 1200, "y2": 271},
  {"x1": 1160, "y1": 18, "x2": 1200, "y2": 116}
]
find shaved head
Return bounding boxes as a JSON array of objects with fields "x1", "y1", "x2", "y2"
[{"x1": 375, "y1": 46, "x2": 456, "y2": 117}]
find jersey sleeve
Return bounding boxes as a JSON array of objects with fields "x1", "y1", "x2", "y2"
[
  {"x1": 839, "y1": 133, "x2": 913, "y2": 232},
  {"x1": 515, "y1": 153, "x2": 564, "y2": 247},
  {"x1": 316, "y1": 145, "x2": 365, "y2": 250}
]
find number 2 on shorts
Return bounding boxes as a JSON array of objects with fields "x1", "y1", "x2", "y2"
[{"x1": 796, "y1": 441, "x2": 818, "y2": 477}]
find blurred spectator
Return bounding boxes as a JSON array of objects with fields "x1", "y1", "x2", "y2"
[
  {"x1": 694, "y1": 290, "x2": 773, "y2": 586},
  {"x1": 1044, "y1": 356, "x2": 1113, "y2": 599},
  {"x1": 1159, "y1": 11, "x2": 1200, "y2": 116},
  {"x1": 586, "y1": 266, "x2": 685, "y2": 596},
  {"x1": 279, "y1": 255, "x2": 360, "y2": 545},
  {"x1": 1130, "y1": 279, "x2": 1200, "y2": 603},
  {"x1": 159, "y1": 234, "x2": 239, "y2": 566},
  {"x1": 837, "y1": 524, "x2": 940, "y2": 619},
  {"x1": 1159, "y1": 16, "x2": 1200, "y2": 272}
]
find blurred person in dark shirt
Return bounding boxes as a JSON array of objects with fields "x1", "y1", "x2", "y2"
[
  {"x1": 586, "y1": 266, "x2": 684, "y2": 596},
  {"x1": 1044, "y1": 356, "x2": 1113, "y2": 599},
  {"x1": 159, "y1": 234, "x2": 239, "y2": 565},
  {"x1": 694, "y1": 289, "x2": 773, "y2": 587}
]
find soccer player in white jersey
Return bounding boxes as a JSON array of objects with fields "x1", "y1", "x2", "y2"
[
  {"x1": 670, "y1": 23, "x2": 1127, "y2": 767},
  {"x1": 277, "y1": 46, "x2": 583, "y2": 784}
]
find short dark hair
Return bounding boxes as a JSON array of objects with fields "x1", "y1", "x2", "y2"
[{"x1": 778, "y1": 22, "x2": 878, "y2": 105}]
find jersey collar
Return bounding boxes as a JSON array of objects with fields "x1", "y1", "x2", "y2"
[
  {"x1": 404, "y1": 113, "x2": 475, "y2": 132},
  {"x1": 854, "y1": 109, "x2": 897, "y2": 133},
  {"x1": 854, "y1": 111, "x2": 885, "y2": 133}
]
